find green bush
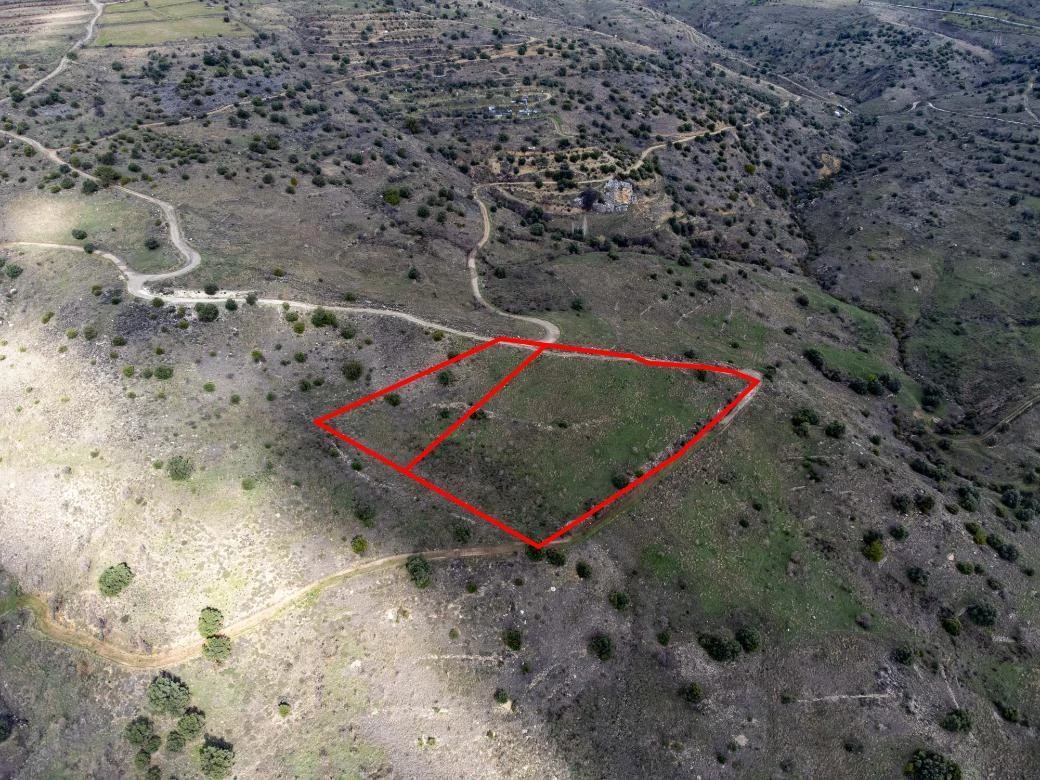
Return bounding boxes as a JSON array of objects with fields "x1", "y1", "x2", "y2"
[
  {"x1": 166, "y1": 455, "x2": 194, "y2": 481},
  {"x1": 545, "y1": 548, "x2": 566, "y2": 566},
  {"x1": 310, "y1": 307, "x2": 338, "y2": 327},
  {"x1": 941, "y1": 617, "x2": 962, "y2": 636},
  {"x1": 587, "y1": 632, "x2": 614, "y2": 661},
  {"x1": 903, "y1": 748, "x2": 962, "y2": 779},
  {"x1": 939, "y1": 708, "x2": 972, "y2": 733},
  {"x1": 194, "y1": 303, "x2": 219, "y2": 322},
  {"x1": 147, "y1": 672, "x2": 191, "y2": 714},
  {"x1": 72, "y1": 228, "x2": 87, "y2": 240},
  {"x1": 199, "y1": 737, "x2": 235, "y2": 778},
  {"x1": 824, "y1": 420, "x2": 845, "y2": 438},
  {"x1": 502, "y1": 628, "x2": 523, "y2": 651},
  {"x1": 350, "y1": 535, "x2": 368, "y2": 555},
  {"x1": 406, "y1": 554, "x2": 432, "y2": 588},
  {"x1": 384, "y1": 392, "x2": 401, "y2": 406},
  {"x1": 124, "y1": 716, "x2": 156, "y2": 746},
  {"x1": 575, "y1": 561, "x2": 592, "y2": 578},
  {"x1": 698, "y1": 632, "x2": 742, "y2": 662},
  {"x1": 342, "y1": 359, "x2": 363, "y2": 381},
  {"x1": 202, "y1": 635, "x2": 233, "y2": 663},
  {"x1": 679, "y1": 682, "x2": 704, "y2": 704},
  {"x1": 4, "y1": 264, "x2": 23, "y2": 280},
  {"x1": 735, "y1": 626, "x2": 760, "y2": 652},
  {"x1": 154, "y1": 365, "x2": 174, "y2": 380},
  {"x1": 278, "y1": 702, "x2": 291, "y2": 717},
  {"x1": 165, "y1": 729, "x2": 186, "y2": 753},
  {"x1": 493, "y1": 688, "x2": 509, "y2": 704},
  {"x1": 99, "y1": 562, "x2": 134, "y2": 596},
  {"x1": 608, "y1": 591, "x2": 630, "y2": 611},
  {"x1": 966, "y1": 602, "x2": 997, "y2": 626},
  {"x1": 177, "y1": 709, "x2": 205, "y2": 739},
  {"x1": 144, "y1": 237, "x2": 160, "y2": 250},
  {"x1": 197, "y1": 607, "x2": 224, "y2": 637},
  {"x1": 382, "y1": 188, "x2": 401, "y2": 205}
]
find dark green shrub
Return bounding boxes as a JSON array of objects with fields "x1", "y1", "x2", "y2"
[
  {"x1": 124, "y1": 716, "x2": 155, "y2": 746},
  {"x1": 154, "y1": 365, "x2": 174, "y2": 380},
  {"x1": 384, "y1": 392, "x2": 401, "y2": 406},
  {"x1": 903, "y1": 748, "x2": 962, "y2": 779},
  {"x1": 698, "y1": 633, "x2": 742, "y2": 662},
  {"x1": 575, "y1": 561, "x2": 592, "y2": 578},
  {"x1": 351, "y1": 535, "x2": 368, "y2": 555},
  {"x1": 203, "y1": 283, "x2": 218, "y2": 295},
  {"x1": 202, "y1": 635, "x2": 233, "y2": 663},
  {"x1": 199, "y1": 737, "x2": 235, "y2": 778},
  {"x1": 966, "y1": 602, "x2": 997, "y2": 626},
  {"x1": 941, "y1": 617, "x2": 962, "y2": 636},
  {"x1": 166, "y1": 729, "x2": 186, "y2": 753},
  {"x1": 99, "y1": 562, "x2": 134, "y2": 596},
  {"x1": 824, "y1": 420, "x2": 845, "y2": 438},
  {"x1": 679, "y1": 681, "x2": 704, "y2": 704},
  {"x1": 406, "y1": 554, "x2": 432, "y2": 588},
  {"x1": 906, "y1": 566, "x2": 929, "y2": 585},
  {"x1": 608, "y1": 591, "x2": 630, "y2": 611},
  {"x1": 197, "y1": 607, "x2": 224, "y2": 637},
  {"x1": 177, "y1": 709, "x2": 205, "y2": 739},
  {"x1": 939, "y1": 708, "x2": 972, "y2": 732},
  {"x1": 147, "y1": 672, "x2": 190, "y2": 714},
  {"x1": 502, "y1": 628, "x2": 522, "y2": 651},
  {"x1": 588, "y1": 632, "x2": 614, "y2": 661},
  {"x1": 166, "y1": 455, "x2": 194, "y2": 481},
  {"x1": 493, "y1": 688, "x2": 509, "y2": 704},
  {"x1": 144, "y1": 237, "x2": 160, "y2": 250},
  {"x1": 72, "y1": 228, "x2": 87, "y2": 240},
  {"x1": 194, "y1": 303, "x2": 219, "y2": 322},
  {"x1": 342, "y1": 360, "x2": 363, "y2": 380},
  {"x1": 735, "y1": 626, "x2": 760, "y2": 652},
  {"x1": 310, "y1": 307, "x2": 338, "y2": 327},
  {"x1": 545, "y1": 548, "x2": 566, "y2": 566},
  {"x1": 891, "y1": 493, "x2": 912, "y2": 514}
]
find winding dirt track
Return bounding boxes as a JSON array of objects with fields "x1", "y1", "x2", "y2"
[{"x1": 0, "y1": 0, "x2": 762, "y2": 669}]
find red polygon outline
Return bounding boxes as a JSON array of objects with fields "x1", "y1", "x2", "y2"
[{"x1": 313, "y1": 337, "x2": 759, "y2": 548}]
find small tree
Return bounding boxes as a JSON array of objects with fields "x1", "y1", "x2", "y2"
[
  {"x1": 202, "y1": 635, "x2": 233, "y2": 663},
  {"x1": 310, "y1": 307, "x2": 338, "y2": 327},
  {"x1": 679, "y1": 682, "x2": 704, "y2": 704},
  {"x1": 165, "y1": 729, "x2": 186, "y2": 752},
  {"x1": 342, "y1": 359, "x2": 363, "y2": 381},
  {"x1": 903, "y1": 748, "x2": 962, "y2": 779},
  {"x1": 939, "y1": 708, "x2": 972, "y2": 733},
  {"x1": 147, "y1": 672, "x2": 190, "y2": 714},
  {"x1": 406, "y1": 554, "x2": 432, "y2": 588},
  {"x1": 735, "y1": 626, "x2": 760, "y2": 652},
  {"x1": 166, "y1": 455, "x2": 194, "y2": 481},
  {"x1": 99, "y1": 562, "x2": 134, "y2": 596},
  {"x1": 194, "y1": 303, "x2": 219, "y2": 322},
  {"x1": 124, "y1": 716, "x2": 156, "y2": 746},
  {"x1": 698, "y1": 632, "x2": 742, "y2": 662},
  {"x1": 177, "y1": 709, "x2": 206, "y2": 739},
  {"x1": 502, "y1": 628, "x2": 522, "y2": 651},
  {"x1": 588, "y1": 632, "x2": 614, "y2": 661},
  {"x1": 199, "y1": 737, "x2": 235, "y2": 778},
  {"x1": 197, "y1": 607, "x2": 224, "y2": 637}
]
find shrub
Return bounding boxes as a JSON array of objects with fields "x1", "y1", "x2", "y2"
[
  {"x1": 914, "y1": 493, "x2": 935, "y2": 514},
  {"x1": 824, "y1": 420, "x2": 845, "y2": 439},
  {"x1": 679, "y1": 681, "x2": 704, "y2": 704},
  {"x1": 502, "y1": 628, "x2": 523, "y2": 651},
  {"x1": 575, "y1": 561, "x2": 592, "y2": 578},
  {"x1": 4, "y1": 264, "x2": 23, "y2": 279},
  {"x1": 906, "y1": 566, "x2": 929, "y2": 585},
  {"x1": 310, "y1": 307, "x2": 338, "y2": 327},
  {"x1": 382, "y1": 188, "x2": 401, "y2": 205},
  {"x1": 735, "y1": 626, "x2": 760, "y2": 652},
  {"x1": 406, "y1": 554, "x2": 432, "y2": 588},
  {"x1": 941, "y1": 617, "x2": 961, "y2": 636},
  {"x1": 384, "y1": 392, "x2": 401, "y2": 406},
  {"x1": 278, "y1": 702, "x2": 291, "y2": 717},
  {"x1": 166, "y1": 455, "x2": 194, "y2": 481},
  {"x1": 966, "y1": 602, "x2": 997, "y2": 626},
  {"x1": 154, "y1": 365, "x2": 174, "y2": 380},
  {"x1": 437, "y1": 369, "x2": 456, "y2": 386},
  {"x1": 891, "y1": 493, "x2": 912, "y2": 514},
  {"x1": 195, "y1": 303, "x2": 219, "y2": 322},
  {"x1": 350, "y1": 535, "x2": 368, "y2": 555},
  {"x1": 342, "y1": 360, "x2": 363, "y2": 380},
  {"x1": 862, "y1": 536, "x2": 885, "y2": 562},
  {"x1": 147, "y1": 672, "x2": 190, "y2": 714},
  {"x1": 144, "y1": 237, "x2": 160, "y2": 250},
  {"x1": 202, "y1": 635, "x2": 233, "y2": 663},
  {"x1": 165, "y1": 729, "x2": 186, "y2": 752},
  {"x1": 177, "y1": 709, "x2": 205, "y2": 739},
  {"x1": 587, "y1": 632, "x2": 614, "y2": 661},
  {"x1": 197, "y1": 607, "x2": 224, "y2": 637},
  {"x1": 72, "y1": 228, "x2": 87, "y2": 240},
  {"x1": 225, "y1": 298, "x2": 237, "y2": 311},
  {"x1": 0, "y1": 713, "x2": 11, "y2": 744},
  {"x1": 791, "y1": 407, "x2": 819, "y2": 427},
  {"x1": 134, "y1": 750, "x2": 151, "y2": 770},
  {"x1": 354, "y1": 500, "x2": 376, "y2": 527},
  {"x1": 903, "y1": 748, "x2": 962, "y2": 780},
  {"x1": 99, "y1": 562, "x2": 134, "y2": 596},
  {"x1": 203, "y1": 283, "x2": 219, "y2": 295},
  {"x1": 124, "y1": 716, "x2": 155, "y2": 746},
  {"x1": 493, "y1": 688, "x2": 509, "y2": 704},
  {"x1": 545, "y1": 548, "x2": 566, "y2": 566},
  {"x1": 698, "y1": 632, "x2": 742, "y2": 662},
  {"x1": 939, "y1": 708, "x2": 972, "y2": 732},
  {"x1": 608, "y1": 591, "x2": 630, "y2": 610},
  {"x1": 199, "y1": 737, "x2": 235, "y2": 778}
]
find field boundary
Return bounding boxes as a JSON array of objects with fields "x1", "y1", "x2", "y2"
[{"x1": 314, "y1": 337, "x2": 760, "y2": 547}]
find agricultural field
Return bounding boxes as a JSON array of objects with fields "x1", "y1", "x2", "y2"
[
  {"x1": 94, "y1": 0, "x2": 251, "y2": 47},
  {"x1": 0, "y1": 0, "x2": 1039, "y2": 777}
]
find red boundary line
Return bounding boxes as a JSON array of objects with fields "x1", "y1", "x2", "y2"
[{"x1": 313, "y1": 338, "x2": 760, "y2": 548}]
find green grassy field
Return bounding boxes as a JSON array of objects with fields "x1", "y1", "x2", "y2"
[{"x1": 95, "y1": 0, "x2": 250, "y2": 46}]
